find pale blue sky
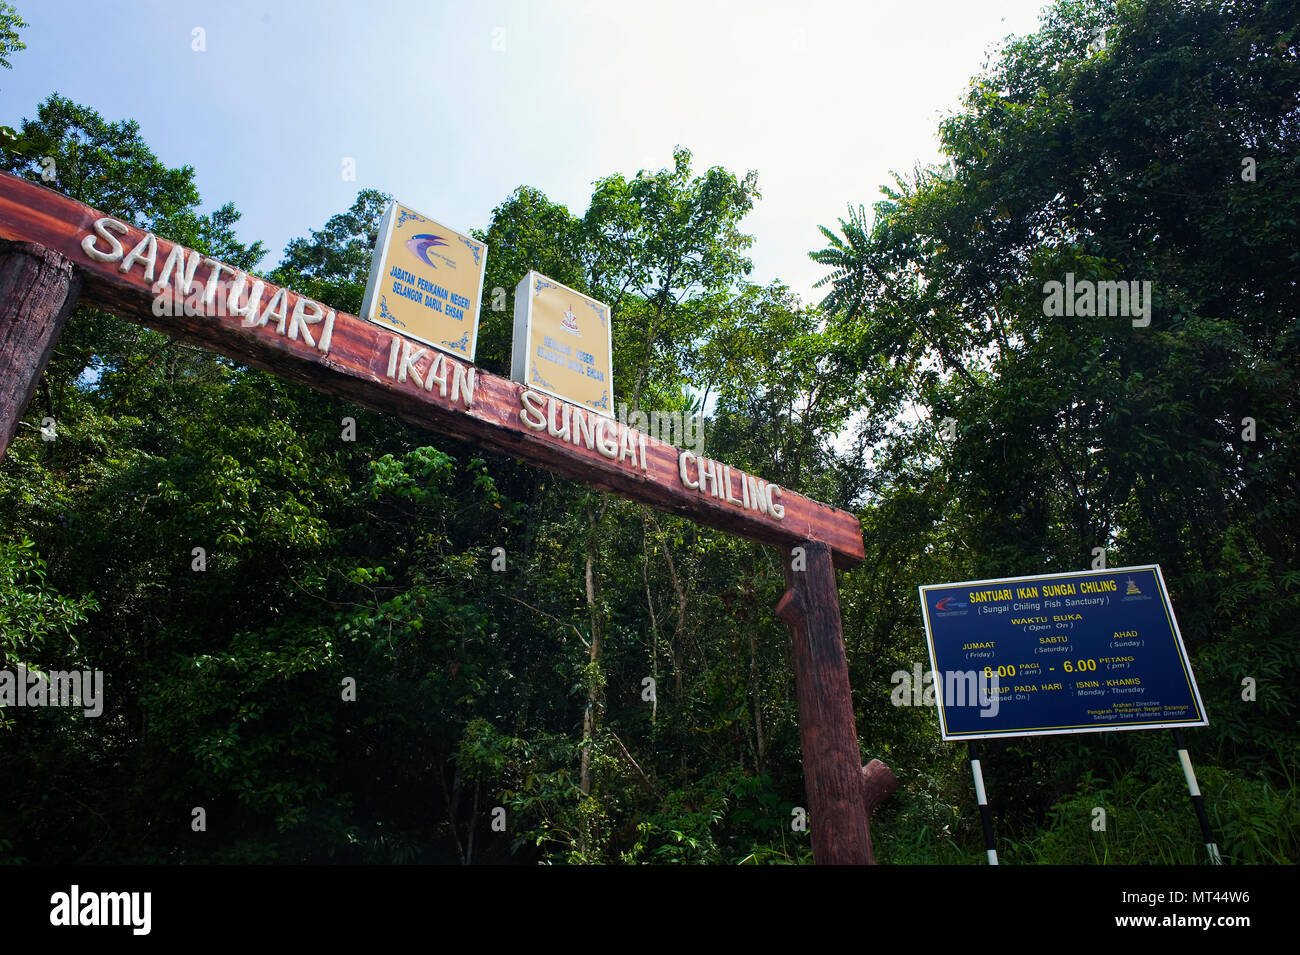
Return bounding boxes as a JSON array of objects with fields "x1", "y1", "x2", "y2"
[{"x1": 3, "y1": 0, "x2": 1049, "y2": 305}]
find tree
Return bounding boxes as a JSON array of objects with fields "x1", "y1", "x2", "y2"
[
  {"x1": 1, "y1": 94, "x2": 264, "y2": 430},
  {"x1": 271, "y1": 188, "x2": 390, "y2": 316},
  {"x1": 583, "y1": 146, "x2": 761, "y2": 409},
  {"x1": 474, "y1": 185, "x2": 585, "y2": 377},
  {"x1": 0, "y1": 2, "x2": 24, "y2": 72},
  {"x1": 811, "y1": 0, "x2": 1300, "y2": 852}
]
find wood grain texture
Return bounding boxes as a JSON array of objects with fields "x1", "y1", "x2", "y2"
[
  {"x1": 776, "y1": 539, "x2": 883, "y2": 864},
  {"x1": 0, "y1": 239, "x2": 82, "y2": 458},
  {"x1": 861, "y1": 758, "x2": 900, "y2": 864},
  {"x1": 0, "y1": 171, "x2": 865, "y2": 565}
]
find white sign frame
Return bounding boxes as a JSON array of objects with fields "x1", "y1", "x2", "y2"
[
  {"x1": 360, "y1": 201, "x2": 487, "y2": 362},
  {"x1": 510, "y1": 270, "x2": 615, "y2": 419},
  {"x1": 918, "y1": 564, "x2": 1209, "y2": 741}
]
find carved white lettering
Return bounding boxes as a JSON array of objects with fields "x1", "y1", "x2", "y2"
[
  {"x1": 120, "y1": 232, "x2": 158, "y2": 281},
  {"x1": 619, "y1": 425, "x2": 638, "y2": 467},
  {"x1": 258, "y1": 285, "x2": 289, "y2": 332},
  {"x1": 699, "y1": 458, "x2": 719, "y2": 497},
  {"x1": 679, "y1": 451, "x2": 698, "y2": 489},
  {"x1": 766, "y1": 484, "x2": 785, "y2": 520},
  {"x1": 451, "y1": 365, "x2": 475, "y2": 408},
  {"x1": 547, "y1": 399, "x2": 571, "y2": 441},
  {"x1": 81, "y1": 217, "x2": 128, "y2": 263},
  {"x1": 227, "y1": 273, "x2": 265, "y2": 327},
  {"x1": 288, "y1": 296, "x2": 325, "y2": 346},
  {"x1": 520, "y1": 390, "x2": 546, "y2": 430},
  {"x1": 202, "y1": 259, "x2": 232, "y2": 310},
  {"x1": 398, "y1": 342, "x2": 428, "y2": 387},
  {"x1": 153, "y1": 242, "x2": 202, "y2": 299},
  {"x1": 746, "y1": 474, "x2": 770, "y2": 516},
  {"x1": 318, "y1": 311, "x2": 335, "y2": 354},
  {"x1": 595, "y1": 417, "x2": 619, "y2": 459},
  {"x1": 427, "y1": 353, "x2": 447, "y2": 395},
  {"x1": 386, "y1": 336, "x2": 401, "y2": 378},
  {"x1": 574, "y1": 408, "x2": 595, "y2": 450},
  {"x1": 723, "y1": 465, "x2": 743, "y2": 506}
]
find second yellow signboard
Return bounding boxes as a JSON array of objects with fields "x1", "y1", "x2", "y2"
[{"x1": 511, "y1": 271, "x2": 614, "y2": 417}]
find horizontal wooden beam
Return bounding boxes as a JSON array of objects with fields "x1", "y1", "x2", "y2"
[{"x1": 0, "y1": 171, "x2": 865, "y2": 566}]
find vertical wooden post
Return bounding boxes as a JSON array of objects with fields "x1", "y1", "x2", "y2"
[
  {"x1": 0, "y1": 240, "x2": 81, "y2": 462},
  {"x1": 776, "y1": 538, "x2": 888, "y2": 864}
]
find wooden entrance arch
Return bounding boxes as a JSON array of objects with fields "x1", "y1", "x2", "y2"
[{"x1": 0, "y1": 171, "x2": 896, "y2": 863}]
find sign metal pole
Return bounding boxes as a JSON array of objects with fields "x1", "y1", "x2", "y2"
[
  {"x1": 967, "y1": 741, "x2": 999, "y2": 864},
  {"x1": 1173, "y1": 729, "x2": 1223, "y2": 864}
]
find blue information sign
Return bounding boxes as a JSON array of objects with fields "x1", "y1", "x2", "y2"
[{"x1": 919, "y1": 565, "x2": 1208, "y2": 740}]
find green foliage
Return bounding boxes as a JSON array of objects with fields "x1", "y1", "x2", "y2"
[
  {"x1": 270, "y1": 188, "x2": 389, "y2": 316},
  {"x1": 0, "y1": 538, "x2": 97, "y2": 670},
  {"x1": 474, "y1": 186, "x2": 585, "y2": 377},
  {"x1": 585, "y1": 146, "x2": 761, "y2": 408},
  {"x1": 622, "y1": 784, "x2": 726, "y2": 865},
  {"x1": 810, "y1": 0, "x2": 1299, "y2": 862},
  {"x1": 1002, "y1": 751, "x2": 1300, "y2": 865},
  {"x1": 0, "y1": 2, "x2": 24, "y2": 72}
]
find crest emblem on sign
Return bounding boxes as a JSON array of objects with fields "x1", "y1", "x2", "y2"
[{"x1": 560, "y1": 305, "x2": 581, "y2": 336}]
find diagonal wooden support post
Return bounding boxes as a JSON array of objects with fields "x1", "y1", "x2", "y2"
[
  {"x1": 861, "y1": 758, "x2": 900, "y2": 863},
  {"x1": 0, "y1": 240, "x2": 82, "y2": 461},
  {"x1": 777, "y1": 538, "x2": 896, "y2": 864}
]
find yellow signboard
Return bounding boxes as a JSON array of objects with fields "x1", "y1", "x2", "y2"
[
  {"x1": 511, "y1": 271, "x2": 614, "y2": 418},
  {"x1": 360, "y1": 201, "x2": 487, "y2": 361}
]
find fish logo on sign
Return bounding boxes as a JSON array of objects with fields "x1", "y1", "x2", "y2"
[
  {"x1": 405, "y1": 233, "x2": 450, "y2": 268},
  {"x1": 934, "y1": 597, "x2": 969, "y2": 616}
]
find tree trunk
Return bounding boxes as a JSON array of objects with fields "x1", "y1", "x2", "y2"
[
  {"x1": 647, "y1": 515, "x2": 689, "y2": 704},
  {"x1": 749, "y1": 623, "x2": 765, "y2": 776},
  {"x1": 579, "y1": 500, "x2": 607, "y2": 797},
  {"x1": 641, "y1": 536, "x2": 660, "y2": 726}
]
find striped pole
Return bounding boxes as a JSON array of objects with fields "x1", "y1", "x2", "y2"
[
  {"x1": 1173, "y1": 729, "x2": 1223, "y2": 864},
  {"x1": 968, "y1": 741, "x2": 999, "y2": 865}
]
